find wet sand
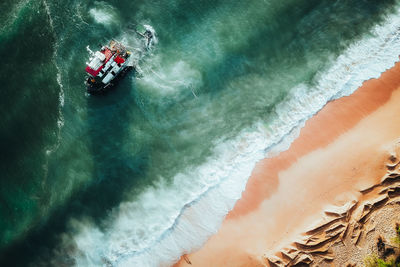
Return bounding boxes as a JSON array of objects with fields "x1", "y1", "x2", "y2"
[{"x1": 174, "y1": 59, "x2": 400, "y2": 266}]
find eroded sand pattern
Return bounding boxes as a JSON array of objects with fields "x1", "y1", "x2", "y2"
[{"x1": 266, "y1": 149, "x2": 400, "y2": 266}]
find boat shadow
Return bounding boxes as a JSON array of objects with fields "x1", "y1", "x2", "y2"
[{"x1": 81, "y1": 76, "x2": 149, "y2": 222}]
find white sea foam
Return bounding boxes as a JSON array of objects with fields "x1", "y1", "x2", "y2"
[
  {"x1": 42, "y1": 0, "x2": 65, "y2": 185},
  {"x1": 67, "y1": 6, "x2": 400, "y2": 267},
  {"x1": 67, "y1": 123, "x2": 268, "y2": 267},
  {"x1": 43, "y1": 0, "x2": 65, "y2": 133},
  {"x1": 139, "y1": 58, "x2": 203, "y2": 95},
  {"x1": 89, "y1": 2, "x2": 119, "y2": 26},
  {"x1": 89, "y1": 8, "x2": 113, "y2": 25}
]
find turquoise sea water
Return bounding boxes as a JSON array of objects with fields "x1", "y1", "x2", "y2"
[{"x1": 1, "y1": 0, "x2": 400, "y2": 266}]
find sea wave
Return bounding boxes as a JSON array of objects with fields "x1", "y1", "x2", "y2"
[{"x1": 66, "y1": 6, "x2": 400, "y2": 267}]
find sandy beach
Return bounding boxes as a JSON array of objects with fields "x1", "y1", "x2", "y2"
[{"x1": 174, "y1": 60, "x2": 400, "y2": 266}]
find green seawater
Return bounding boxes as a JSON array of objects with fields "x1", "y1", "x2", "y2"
[{"x1": 0, "y1": 0, "x2": 397, "y2": 265}]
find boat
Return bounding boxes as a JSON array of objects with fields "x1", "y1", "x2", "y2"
[
  {"x1": 85, "y1": 27, "x2": 155, "y2": 94},
  {"x1": 85, "y1": 40, "x2": 133, "y2": 94}
]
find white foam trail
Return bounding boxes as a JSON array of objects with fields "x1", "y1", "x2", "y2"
[
  {"x1": 43, "y1": 0, "x2": 65, "y2": 131},
  {"x1": 42, "y1": 0, "x2": 65, "y2": 186},
  {"x1": 67, "y1": 6, "x2": 400, "y2": 267}
]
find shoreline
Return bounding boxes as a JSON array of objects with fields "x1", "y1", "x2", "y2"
[{"x1": 174, "y1": 60, "x2": 400, "y2": 266}]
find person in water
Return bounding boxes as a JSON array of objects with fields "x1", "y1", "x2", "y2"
[{"x1": 144, "y1": 30, "x2": 153, "y2": 49}]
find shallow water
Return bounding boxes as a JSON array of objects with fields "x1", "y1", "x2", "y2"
[{"x1": 0, "y1": 0, "x2": 399, "y2": 266}]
